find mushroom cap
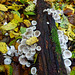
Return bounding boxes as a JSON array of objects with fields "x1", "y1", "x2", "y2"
[
  {"x1": 31, "y1": 67, "x2": 37, "y2": 75},
  {"x1": 21, "y1": 39, "x2": 26, "y2": 45},
  {"x1": 63, "y1": 50, "x2": 72, "y2": 59},
  {"x1": 4, "y1": 58, "x2": 11, "y2": 65},
  {"x1": 31, "y1": 20, "x2": 37, "y2": 25},
  {"x1": 34, "y1": 30, "x2": 41, "y2": 37},
  {"x1": 64, "y1": 35, "x2": 68, "y2": 43},
  {"x1": 23, "y1": 46, "x2": 30, "y2": 54},
  {"x1": 26, "y1": 62, "x2": 31, "y2": 67},
  {"x1": 65, "y1": 66, "x2": 71, "y2": 74},
  {"x1": 64, "y1": 59, "x2": 72, "y2": 67},
  {"x1": 25, "y1": 52, "x2": 33, "y2": 59},
  {"x1": 18, "y1": 44, "x2": 26, "y2": 51},
  {"x1": 36, "y1": 46, "x2": 41, "y2": 51},
  {"x1": 19, "y1": 55, "x2": 27, "y2": 65}
]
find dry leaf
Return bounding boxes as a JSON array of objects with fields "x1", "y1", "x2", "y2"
[{"x1": 0, "y1": 4, "x2": 8, "y2": 11}]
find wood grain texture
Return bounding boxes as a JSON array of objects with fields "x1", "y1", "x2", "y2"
[{"x1": 36, "y1": 0, "x2": 67, "y2": 75}]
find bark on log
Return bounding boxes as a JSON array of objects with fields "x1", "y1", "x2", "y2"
[{"x1": 36, "y1": 0, "x2": 67, "y2": 75}]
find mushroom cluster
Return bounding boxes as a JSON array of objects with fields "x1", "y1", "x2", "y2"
[
  {"x1": 3, "y1": 20, "x2": 41, "y2": 75},
  {"x1": 43, "y1": 8, "x2": 63, "y2": 23},
  {"x1": 18, "y1": 20, "x2": 41, "y2": 68},
  {"x1": 57, "y1": 30, "x2": 72, "y2": 75}
]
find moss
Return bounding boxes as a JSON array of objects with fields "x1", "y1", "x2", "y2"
[{"x1": 51, "y1": 27, "x2": 61, "y2": 54}]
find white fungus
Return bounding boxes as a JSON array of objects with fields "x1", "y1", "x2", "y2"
[
  {"x1": 25, "y1": 52, "x2": 33, "y2": 59},
  {"x1": 36, "y1": 46, "x2": 41, "y2": 51},
  {"x1": 4, "y1": 58, "x2": 11, "y2": 65},
  {"x1": 31, "y1": 67, "x2": 37, "y2": 75},
  {"x1": 31, "y1": 20, "x2": 37, "y2": 25},
  {"x1": 62, "y1": 50, "x2": 72, "y2": 59},
  {"x1": 65, "y1": 66, "x2": 71, "y2": 75},
  {"x1": 64, "y1": 59, "x2": 72, "y2": 67},
  {"x1": 23, "y1": 46, "x2": 30, "y2": 54},
  {"x1": 19, "y1": 55, "x2": 27, "y2": 65},
  {"x1": 34, "y1": 30, "x2": 41, "y2": 37},
  {"x1": 26, "y1": 62, "x2": 31, "y2": 67}
]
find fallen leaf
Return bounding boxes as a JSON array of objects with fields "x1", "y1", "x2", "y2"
[
  {"x1": 20, "y1": 26, "x2": 26, "y2": 34},
  {"x1": 0, "y1": 4, "x2": 8, "y2": 11},
  {"x1": 0, "y1": 42, "x2": 8, "y2": 54},
  {"x1": 23, "y1": 20, "x2": 31, "y2": 27}
]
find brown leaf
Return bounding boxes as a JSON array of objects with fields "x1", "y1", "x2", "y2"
[{"x1": 15, "y1": 42, "x2": 19, "y2": 50}]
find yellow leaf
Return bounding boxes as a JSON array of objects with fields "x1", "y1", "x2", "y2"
[
  {"x1": 0, "y1": 4, "x2": 8, "y2": 11},
  {"x1": 0, "y1": 42, "x2": 8, "y2": 54},
  {"x1": 10, "y1": 32, "x2": 15, "y2": 38},
  {"x1": 26, "y1": 36, "x2": 39, "y2": 45},
  {"x1": 0, "y1": 65, "x2": 5, "y2": 72},
  {"x1": 14, "y1": 27, "x2": 18, "y2": 32},
  {"x1": 10, "y1": 31, "x2": 21, "y2": 38},
  {"x1": 23, "y1": 20, "x2": 31, "y2": 27},
  {"x1": 14, "y1": 14, "x2": 23, "y2": 23},
  {"x1": 0, "y1": 22, "x2": 17, "y2": 31},
  {"x1": 8, "y1": 3, "x2": 23, "y2": 11}
]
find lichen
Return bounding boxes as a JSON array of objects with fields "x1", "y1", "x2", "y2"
[{"x1": 51, "y1": 27, "x2": 61, "y2": 54}]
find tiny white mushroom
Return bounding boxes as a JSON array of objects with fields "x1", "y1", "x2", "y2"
[
  {"x1": 34, "y1": 30, "x2": 41, "y2": 37},
  {"x1": 57, "y1": 30, "x2": 64, "y2": 37},
  {"x1": 36, "y1": 46, "x2": 41, "y2": 51},
  {"x1": 31, "y1": 67, "x2": 37, "y2": 75},
  {"x1": 64, "y1": 35, "x2": 68, "y2": 43},
  {"x1": 60, "y1": 44, "x2": 68, "y2": 50},
  {"x1": 46, "y1": 8, "x2": 51, "y2": 15},
  {"x1": 30, "y1": 45, "x2": 36, "y2": 50},
  {"x1": 64, "y1": 59, "x2": 72, "y2": 67},
  {"x1": 25, "y1": 52, "x2": 33, "y2": 59},
  {"x1": 21, "y1": 39, "x2": 26, "y2": 45},
  {"x1": 25, "y1": 28, "x2": 33, "y2": 37},
  {"x1": 65, "y1": 66, "x2": 71, "y2": 75},
  {"x1": 4, "y1": 58, "x2": 11, "y2": 65},
  {"x1": 26, "y1": 62, "x2": 31, "y2": 67},
  {"x1": 43, "y1": 9, "x2": 47, "y2": 12},
  {"x1": 31, "y1": 50, "x2": 36, "y2": 55},
  {"x1": 15, "y1": 50, "x2": 19, "y2": 56},
  {"x1": 32, "y1": 26, "x2": 36, "y2": 30},
  {"x1": 53, "y1": 14, "x2": 60, "y2": 21},
  {"x1": 31, "y1": 20, "x2": 37, "y2": 25},
  {"x1": 59, "y1": 38, "x2": 66, "y2": 45},
  {"x1": 18, "y1": 44, "x2": 25, "y2": 51},
  {"x1": 61, "y1": 47, "x2": 66, "y2": 53},
  {"x1": 50, "y1": 8, "x2": 56, "y2": 13},
  {"x1": 62, "y1": 50, "x2": 72, "y2": 59},
  {"x1": 7, "y1": 50, "x2": 12, "y2": 56},
  {"x1": 23, "y1": 46, "x2": 30, "y2": 54},
  {"x1": 19, "y1": 55, "x2": 27, "y2": 65}
]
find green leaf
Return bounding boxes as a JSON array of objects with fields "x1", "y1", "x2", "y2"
[
  {"x1": 20, "y1": 0, "x2": 27, "y2": 3},
  {"x1": 34, "y1": 53, "x2": 38, "y2": 64},
  {"x1": 20, "y1": 26, "x2": 26, "y2": 34},
  {"x1": 60, "y1": 15, "x2": 69, "y2": 28},
  {"x1": 9, "y1": 36, "x2": 22, "y2": 46},
  {"x1": 24, "y1": 12, "x2": 36, "y2": 15},
  {"x1": 11, "y1": 11, "x2": 20, "y2": 17}
]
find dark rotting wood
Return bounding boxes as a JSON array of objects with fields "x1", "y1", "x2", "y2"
[{"x1": 36, "y1": 0, "x2": 67, "y2": 75}]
